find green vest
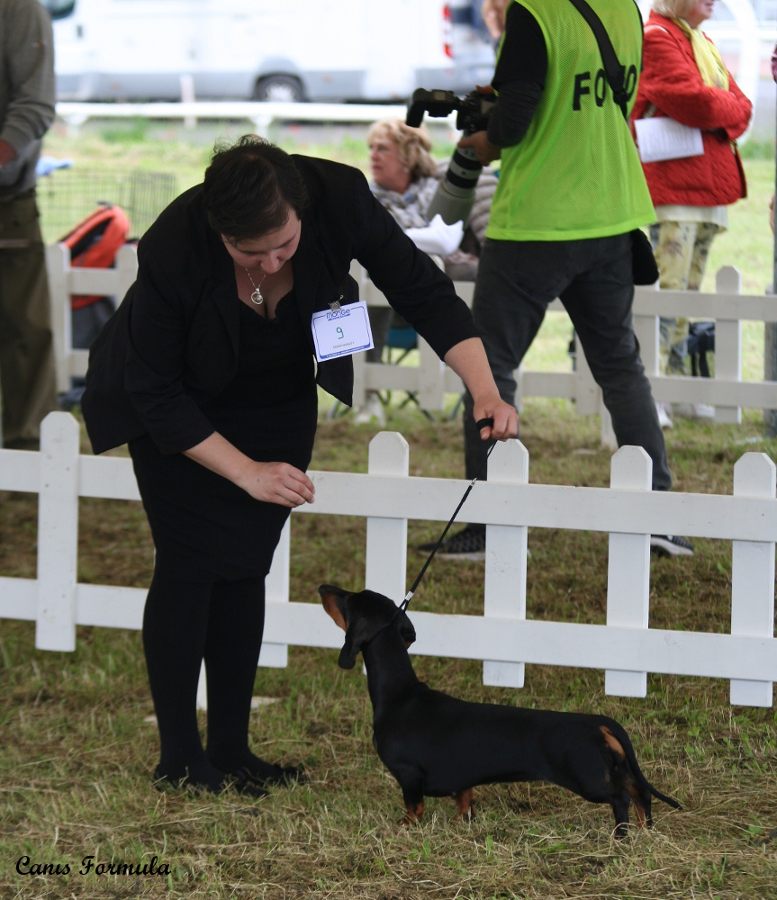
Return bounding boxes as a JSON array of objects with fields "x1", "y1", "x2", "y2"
[{"x1": 486, "y1": 0, "x2": 655, "y2": 242}]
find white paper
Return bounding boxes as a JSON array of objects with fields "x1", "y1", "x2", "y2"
[
  {"x1": 634, "y1": 117, "x2": 704, "y2": 164},
  {"x1": 404, "y1": 214, "x2": 464, "y2": 255},
  {"x1": 311, "y1": 300, "x2": 374, "y2": 362}
]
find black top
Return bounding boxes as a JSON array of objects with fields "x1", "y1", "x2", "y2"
[
  {"x1": 128, "y1": 291, "x2": 318, "y2": 580},
  {"x1": 486, "y1": 3, "x2": 547, "y2": 149},
  {"x1": 201, "y1": 295, "x2": 314, "y2": 428},
  {"x1": 82, "y1": 155, "x2": 478, "y2": 455}
]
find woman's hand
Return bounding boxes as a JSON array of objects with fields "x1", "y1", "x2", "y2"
[
  {"x1": 472, "y1": 395, "x2": 519, "y2": 441},
  {"x1": 234, "y1": 461, "x2": 315, "y2": 508},
  {"x1": 443, "y1": 338, "x2": 519, "y2": 441},
  {"x1": 184, "y1": 432, "x2": 315, "y2": 508}
]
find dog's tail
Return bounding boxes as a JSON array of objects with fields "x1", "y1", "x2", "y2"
[{"x1": 601, "y1": 722, "x2": 682, "y2": 811}]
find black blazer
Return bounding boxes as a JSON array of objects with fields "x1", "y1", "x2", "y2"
[{"x1": 82, "y1": 155, "x2": 477, "y2": 455}]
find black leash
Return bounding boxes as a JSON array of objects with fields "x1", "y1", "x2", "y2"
[{"x1": 398, "y1": 417, "x2": 496, "y2": 615}]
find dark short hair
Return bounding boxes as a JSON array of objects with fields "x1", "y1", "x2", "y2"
[{"x1": 202, "y1": 135, "x2": 308, "y2": 241}]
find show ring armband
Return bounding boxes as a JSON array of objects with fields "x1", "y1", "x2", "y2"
[{"x1": 311, "y1": 299, "x2": 374, "y2": 362}]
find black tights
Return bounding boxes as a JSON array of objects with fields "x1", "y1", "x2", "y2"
[{"x1": 142, "y1": 563, "x2": 281, "y2": 790}]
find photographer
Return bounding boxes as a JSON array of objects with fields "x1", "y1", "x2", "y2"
[{"x1": 427, "y1": 0, "x2": 692, "y2": 561}]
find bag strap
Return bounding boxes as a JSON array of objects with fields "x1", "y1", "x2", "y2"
[{"x1": 566, "y1": 0, "x2": 630, "y2": 120}]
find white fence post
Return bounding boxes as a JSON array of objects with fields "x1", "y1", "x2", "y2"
[
  {"x1": 715, "y1": 266, "x2": 743, "y2": 425},
  {"x1": 604, "y1": 446, "x2": 652, "y2": 697},
  {"x1": 35, "y1": 412, "x2": 80, "y2": 651},
  {"x1": 352, "y1": 352, "x2": 368, "y2": 411},
  {"x1": 261, "y1": 519, "x2": 291, "y2": 668},
  {"x1": 574, "y1": 342, "x2": 601, "y2": 417},
  {"x1": 730, "y1": 452, "x2": 776, "y2": 707},
  {"x1": 46, "y1": 243, "x2": 71, "y2": 394},
  {"x1": 416, "y1": 336, "x2": 447, "y2": 411},
  {"x1": 483, "y1": 440, "x2": 529, "y2": 688},
  {"x1": 634, "y1": 284, "x2": 661, "y2": 381},
  {"x1": 599, "y1": 405, "x2": 617, "y2": 451},
  {"x1": 366, "y1": 432, "x2": 409, "y2": 602}
]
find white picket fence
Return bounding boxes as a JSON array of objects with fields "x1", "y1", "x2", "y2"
[
  {"x1": 0, "y1": 412, "x2": 775, "y2": 709},
  {"x1": 354, "y1": 264, "x2": 777, "y2": 441},
  {"x1": 46, "y1": 243, "x2": 777, "y2": 439}
]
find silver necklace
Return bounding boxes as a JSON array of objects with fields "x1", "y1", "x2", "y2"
[{"x1": 243, "y1": 267, "x2": 267, "y2": 306}]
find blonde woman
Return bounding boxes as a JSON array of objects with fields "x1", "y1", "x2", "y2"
[
  {"x1": 355, "y1": 118, "x2": 482, "y2": 423},
  {"x1": 633, "y1": 0, "x2": 751, "y2": 423}
]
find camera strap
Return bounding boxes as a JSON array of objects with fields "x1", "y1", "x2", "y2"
[{"x1": 566, "y1": 0, "x2": 637, "y2": 121}]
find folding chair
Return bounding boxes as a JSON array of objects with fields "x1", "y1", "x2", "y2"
[{"x1": 381, "y1": 323, "x2": 434, "y2": 421}]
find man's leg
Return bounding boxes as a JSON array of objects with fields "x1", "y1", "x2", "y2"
[
  {"x1": 686, "y1": 222, "x2": 721, "y2": 292},
  {"x1": 463, "y1": 239, "x2": 564, "y2": 480},
  {"x1": 653, "y1": 220, "x2": 696, "y2": 374},
  {"x1": 560, "y1": 234, "x2": 672, "y2": 492},
  {"x1": 0, "y1": 191, "x2": 57, "y2": 444}
]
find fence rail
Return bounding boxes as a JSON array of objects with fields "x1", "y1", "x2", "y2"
[
  {"x1": 45, "y1": 246, "x2": 777, "y2": 441},
  {"x1": 0, "y1": 412, "x2": 775, "y2": 709}
]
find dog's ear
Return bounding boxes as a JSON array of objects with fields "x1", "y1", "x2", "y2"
[
  {"x1": 319, "y1": 583, "x2": 349, "y2": 632},
  {"x1": 319, "y1": 584, "x2": 360, "y2": 667},
  {"x1": 337, "y1": 633, "x2": 360, "y2": 670}
]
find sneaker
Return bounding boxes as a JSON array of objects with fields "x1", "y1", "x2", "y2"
[
  {"x1": 656, "y1": 401, "x2": 673, "y2": 430},
  {"x1": 418, "y1": 524, "x2": 485, "y2": 561},
  {"x1": 650, "y1": 534, "x2": 694, "y2": 557},
  {"x1": 672, "y1": 402, "x2": 715, "y2": 420},
  {"x1": 353, "y1": 393, "x2": 386, "y2": 426}
]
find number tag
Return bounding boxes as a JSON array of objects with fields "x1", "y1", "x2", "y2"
[{"x1": 311, "y1": 300, "x2": 374, "y2": 362}]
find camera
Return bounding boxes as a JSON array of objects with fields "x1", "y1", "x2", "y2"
[{"x1": 405, "y1": 88, "x2": 497, "y2": 226}]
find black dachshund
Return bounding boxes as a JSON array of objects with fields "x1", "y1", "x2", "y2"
[{"x1": 320, "y1": 584, "x2": 681, "y2": 836}]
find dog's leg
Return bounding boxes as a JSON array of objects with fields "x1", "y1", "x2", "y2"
[
  {"x1": 611, "y1": 796, "x2": 631, "y2": 839},
  {"x1": 402, "y1": 794, "x2": 425, "y2": 825},
  {"x1": 626, "y1": 778, "x2": 651, "y2": 828},
  {"x1": 400, "y1": 781, "x2": 426, "y2": 825},
  {"x1": 453, "y1": 787, "x2": 475, "y2": 821}
]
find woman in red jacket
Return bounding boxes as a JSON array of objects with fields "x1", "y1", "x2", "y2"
[{"x1": 632, "y1": 0, "x2": 751, "y2": 424}]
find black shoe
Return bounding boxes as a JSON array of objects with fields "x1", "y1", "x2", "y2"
[
  {"x1": 650, "y1": 534, "x2": 694, "y2": 557},
  {"x1": 229, "y1": 763, "x2": 307, "y2": 790},
  {"x1": 152, "y1": 765, "x2": 268, "y2": 799},
  {"x1": 208, "y1": 753, "x2": 307, "y2": 790},
  {"x1": 418, "y1": 524, "x2": 486, "y2": 561}
]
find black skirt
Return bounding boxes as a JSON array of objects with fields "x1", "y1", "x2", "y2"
[{"x1": 130, "y1": 294, "x2": 317, "y2": 581}]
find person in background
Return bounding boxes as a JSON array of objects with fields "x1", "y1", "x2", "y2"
[
  {"x1": 632, "y1": 0, "x2": 751, "y2": 427},
  {"x1": 422, "y1": 0, "x2": 694, "y2": 561},
  {"x1": 356, "y1": 117, "x2": 495, "y2": 424},
  {"x1": 0, "y1": 0, "x2": 58, "y2": 449}
]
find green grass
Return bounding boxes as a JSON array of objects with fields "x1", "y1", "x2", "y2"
[{"x1": 2, "y1": 404, "x2": 777, "y2": 898}]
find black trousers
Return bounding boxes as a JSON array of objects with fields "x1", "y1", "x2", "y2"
[
  {"x1": 463, "y1": 234, "x2": 672, "y2": 491},
  {"x1": 142, "y1": 561, "x2": 266, "y2": 780}
]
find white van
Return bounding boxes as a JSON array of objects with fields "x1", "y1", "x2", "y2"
[{"x1": 40, "y1": 0, "x2": 495, "y2": 103}]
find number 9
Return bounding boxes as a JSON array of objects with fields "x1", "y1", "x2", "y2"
[{"x1": 336, "y1": 326, "x2": 344, "y2": 339}]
